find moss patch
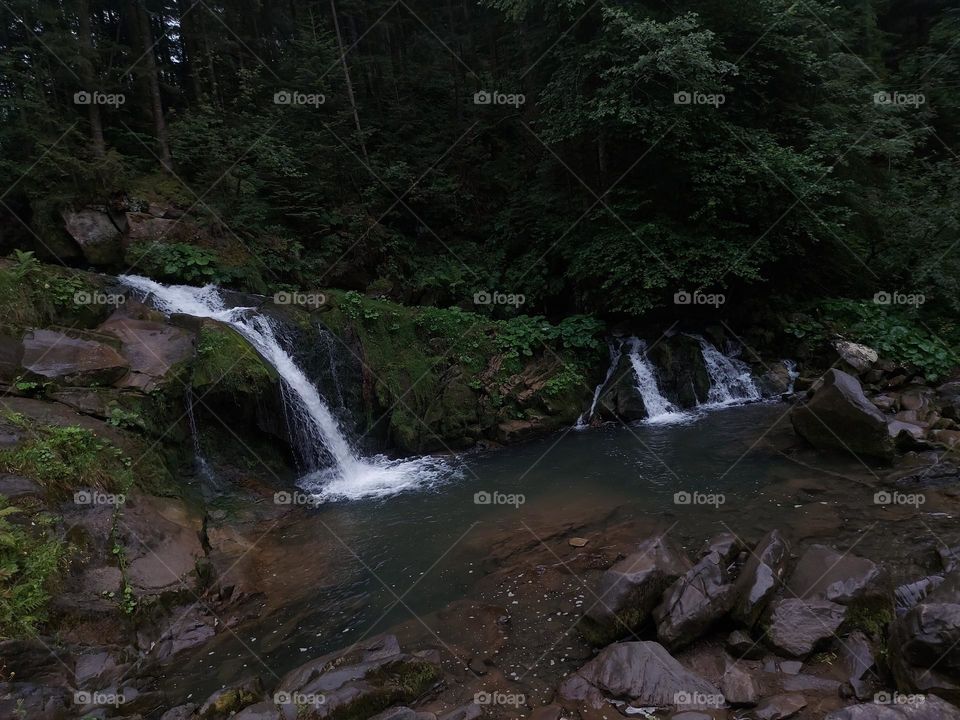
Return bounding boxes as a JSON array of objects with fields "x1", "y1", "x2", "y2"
[
  {"x1": 192, "y1": 322, "x2": 277, "y2": 395},
  {"x1": 324, "y1": 660, "x2": 442, "y2": 720}
]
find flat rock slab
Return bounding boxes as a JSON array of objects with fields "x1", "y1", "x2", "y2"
[
  {"x1": 99, "y1": 316, "x2": 194, "y2": 391},
  {"x1": 766, "y1": 598, "x2": 846, "y2": 657},
  {"x1": 786, "y1": 544, "x2": 885, "y2": 604},
  {"x1": 559, "y1": 640, "x2": 721, "y2": 710},
  {"x1": 21, "y1": 328, "x2": 129, "y2": 386},
  {"x1": 751, "y1": 693, "x2": 807, "y2": 720}
]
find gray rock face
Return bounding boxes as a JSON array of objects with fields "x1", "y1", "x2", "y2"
[
  {"x1": 791, "y1": 369, "x2": 894, "y2": 460},
  {"x1": 833, "y1": 340, "x2": 879, "y2": 375},
  {"x1": 732, "y1": 530, "x2": 790, "y2": 627},
  {"x1": 765, "y1": 598, "x2": 847, "y2": 657},
  {"x1": 825, "y1": 694, "x2": 960, "y2": 719},
  {"x1": 720, "y1": 662, "x2": 758, "y2": 706},
  {"x1": 99, "y1": 316, "x2": 194, "y2": 392},
  {"x1": 890, "y1": 571, "x2": 960, "y2": 703},
  {"x1": 233, "y1": 703, "x2": 283, "y2": 720},
  {"x1": 786, "y1": 544, "x2": 886, "y2": 605},
  {"x1": 597, "y1": 351, "x2": 650, "y2": 421},
  {"x1": 586, "y1": 535, "x2": 691, "y2": 636},
  {"x1": 558, "y1": 641, "x2": 721, "y2": 710},
  {"x1": 62, "y1": 207, "x2": 126, "y2": 265},
  {"x1": 840, "y1": 630, "x2": 880, "y2": 701},
  {"x1": 21, "y1": 328, "x2": 129, "y2": 386},
  {"x1": 654, "y1": 550, "x2": 735, "y2": 650}
]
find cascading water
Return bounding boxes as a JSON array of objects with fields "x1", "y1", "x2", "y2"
[
  {"x1": 624, "y1": 337, "x2": 689, "y2": 424},
  {"x1": 120, "y1": 275, "x2": 453, "y2": 501},
  {"x1": 783, "y1": 359, "x2": 800, "y2": 394},
  {"x1": 692, "y1": 335, "x2": 762, "y2": 406},
  {"x1": 576, "y1": 340, "x2": 623, "y2": 428}
]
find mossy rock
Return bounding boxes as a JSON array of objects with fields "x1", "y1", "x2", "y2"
[
  {"x1": 191, "y1": 321, "x2": 277, "y2": 396},
  {"x1": 325, "y1": 660, "x2": 442, "y2": 720}
]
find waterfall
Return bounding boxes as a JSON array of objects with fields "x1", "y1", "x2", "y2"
[
  {"x1": 576, "y1": 341, "x2": 622, "y2": 428},
  {"x1": 185, "y1": 389, "x2": 215, "y2": 482},
  {"x1": 783, "y1": 359, "x2": 799, "y2": 394},
  {"x1": 624, "y1": 337, "x2": 688, "y2": 424},
  {"x1": 120, "y1": 276, "x2": 453, "y2": 501},
  {"x1": 692, "y1": 335, "x2": 761, "y2": 406}
]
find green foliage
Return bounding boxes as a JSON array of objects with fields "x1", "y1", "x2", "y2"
[
  {"x1": 0, "y1": 500, "x2": 66, "y2": 639},
  {"x1": 0, "y1": 416, "x2": 132, "y2": 498},
  {"x1": 127, "y1": 242, "x2": 238, "y2": 286},
  {"x1": 785, "y1": 299, "x2": 960, "y2": 381}
]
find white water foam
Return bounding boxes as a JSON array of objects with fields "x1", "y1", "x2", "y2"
[
  {"x1": 576, "y1": 341, "x2": 623, "y2": 428},
  {"x1": 692, "y1": 335, "x2": 762, "y2": 407},
  {"x1": 120, "y1": 275, "x2": 457, "y2": 501},
  {"x1": 624, "y1": 337, "x2": 691, "y2": 425}
]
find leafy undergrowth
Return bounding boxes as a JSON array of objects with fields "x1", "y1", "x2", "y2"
[
  {"x1": 785, "y1": 299, "x2": 960, "y2": 382},
  {"x1": 0, "y1": 499, "x2": 66, "y2": 639}
]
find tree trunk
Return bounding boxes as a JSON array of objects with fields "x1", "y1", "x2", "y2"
[
  {"x1": 132, "y1": 0, "x2": 173, "y2": 172},
  {"x1": 77, "y1": 0, "x2": 105, "y2": 158},
  {"x1": 330, "y1": 0, "x2": 369, "y2": 165}
]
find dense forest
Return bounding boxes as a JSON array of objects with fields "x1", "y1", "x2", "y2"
[{"x1": 2, "y1": 0, "x2": 959, "y2": 323}]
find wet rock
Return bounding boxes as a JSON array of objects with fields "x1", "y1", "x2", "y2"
[
  {"x1": 20, "y1": 328, "x2": 129, "y2": 386},
  {"x1": 62, "y1": 206, "x2": 126, "y2": 265},
  {"x1": 671, "y1": 713, "x2": 713, "y2": 720},
  {"x1": 558, "y1": 641, "x2": 721, "y2": 709},
  {"x1": 765, "y1": 598, "x2": 847, "y2": 657},
  {"x1": 0, "y1": 639, "x2": 74, "y2": 686},
  {"x1": 161, "y1": 705, "x2": 198, "y2": 720},
  {"x1": 759, "y1": 361, "x2": 797, "y2": 397},
  {"x1": 654, "y1": 550, "x2": 736, "y2": 650},
  {"x1": 596, "y1": 349, "x2": 651, "y2": 421},
  {"x1": 727, "y1": 629, "x2": 765, "y2": 660},
  {"x1": 895, "y1": 576, "x2": 944, "y2": 617},
  {"x1": 721, "y1": 662, "x2": 758, "y2": 706},
  {"x1": 370, "y1": 708, "x2": 437, "y2": 720},
  {"x1": 584, "y1": 535, "x2": 691, "y2": 641},
  {"x1": 840, "y1": 631, "x2": 880, "y2": 701},
  {"x1": 140, "y1": 605, "x2": 217, "y2": 663},
  {"x1": 118, "y1": 492, "x2": 205, "y2": 595},
  {"x1": 940, "y1": 546, "x2": 960, "y2": 574},
  {"x1": 890, "y1": 571, "x2": 960, "y2": 702},
  {"x1": 888, "y1": 421, "x2": 927, "y2": 445},
  {"x1": 0, "y1": 473, "x2": 42, "y2": 499},
  {"x1": 197, "y1": 677, "x2": 262, "y2": 719},
  {"x1": 699, "y1": 532, "x2": 744, "y2": 562},
  {"x1": 275, "y1": 635, "x2": 439, "y2": 720},
  {"x1": 873, "y1": 394, "x2": 900, "y2": 413},
  {"x1": 233, "y1": 703, "x2": 282, "y2": 720},
  {"x1": 751, "y1": 693, "x2": 807, "y2": 719},
  {"x1": 833, "y1": 340, "x2": 879, "y2": 375},
  {"x1": 0, "y1": 682, "x2": 72, "y2": 720},
  {"x1": 786, "y1": 545, "x2": 887, "y2": 606},
  {"x1": 75, "y1": 651, "x2": 129, "y2": 690},
  {"x1": 930, "y1": 429, "x2": 960, "y2": 449},
  {"x1": 528, "y1": 705, "x2": 562, "y2": 720},
  {"x1": 99, "y1": 316, "x2": 194, "y2": 392},
  {"x1": 732, "y1": 530, "x2": 790, "y2": 627},
  {"x1": 0, "y1": 333, "x2": 23, "y2": 381},
  {"x1": 791, "y1": 369, "x2": 894, "y2": 460},
  {"x1": 437, "y1": 705, "x2": 481, "y2": 720},
  {"x1": 825, "y1": 694, "x2": 960, "y2": 719}
]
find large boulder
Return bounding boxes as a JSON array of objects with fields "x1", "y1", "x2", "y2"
[
  {"x1": 596, "y1": 347, "x2": 649, "y2": 422},
  {"x1": 786, "y1": 545, "x2": 887, "y2": 606},
  {"x1": 732, "y1": 530, "x2": 790, "y2": 627},
  {"x1": 583, "y1": 535, "x2": 691, "y2": 642},
  {"x1": 765, "y1": 598, "x2": 847, "y2": 657},
  {"x1": 62, "y1": 206, "x2": 126, "y2": 266},
  {"x1": 20, "y1": 328, "x2": 129, "y2": 386},
  {"x1": 558, "y1": 641, "x2": 722, "y2": 710},
  {"x1": 654, "y1": 550, "x2": 736, "y2": 650},
  {"x1": 825, "y1": 694, "x2": 960, "y2": 719},
  {"x1": 890, "y1": 571, "x2": 960, "y2": 703},
  {"x1": 646, "y1": 334, "x2": 712, "y2": 408},
  {"x1": 791, "y1": 369, "x2": 894, "y2": 460}
]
